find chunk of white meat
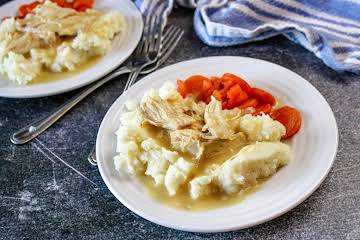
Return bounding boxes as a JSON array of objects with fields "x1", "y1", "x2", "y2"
[
  {"x1": 140, "y1": 92, "x2": 198, "y2": 130},
  {"x1": 217, "y1": 141, "x2": 290, "y2": 193},
  {"x1": 6, "y1": 32, "x2": 46, "y2": 54},
  {"x1": 16, "y1": 1, "x2": 103, "y2": 42},
  {"x1": 164, "y1": 158, "x2": 194, "y2": 196},
  {"x1": 239, "y1": 114, "x2": 286, "y2": 141},
  {"x1": 169, "y1": 129, "x2": 205, "y2": 159},
  {"x1": 203, "y1": 97, "x2": 242, "y2": 140}
]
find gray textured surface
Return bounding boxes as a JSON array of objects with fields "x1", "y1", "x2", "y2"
[{"x1": 0, "y1": 3, "x2": 360, "y2": 240}]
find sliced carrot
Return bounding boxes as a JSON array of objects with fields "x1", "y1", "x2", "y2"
[
  {"x1": 210, "y1": 76, "x2": 222, "y2": 90},
  {"x1": 52, "y1": 0, "x2": 73, "y2": 8},
  {"x1": 222, "y1": 73, "x2": 252, "y2": 93},
  {"x1": 18, "y1": 5, "x2": 29, "y2": 17},
  {"x1": 74, "y1": 5, "x2": 85, "y2": 11},
  {"x1": 26, "y1": 1, "x2": 41, "y2": 14},
  {"x1": 212, "y1": 90, "x2": 223, "y2": 101},
  {"x1": 222, "y1": 100, "x2": 229, "y2": 109},
  {"x1": 253, "y1": 104, "x2": 272, "y2": 116},
  {"x1": 239, "y1": 98, "x2": 258, "y2": 109},
  {"x1": 250, "y1": 87, "x2": 276, "y2": 105},
  {"x1": 226, "y1": 84, "x2": 242, "y2": 100},
  {"x1": 271, "y1": 106, "x2": 302, "y2": 139},
  {"x1": 225, "y1": 91, "x2": 248, "y2": 109},
  {"x1": 73, "y1": 0, "x2": 94, "y2": 10},
  {"x1": 202, "y1": 79, "x2": 213, "y2": 94},
  {"x1": 222, "y1": 79, "x2": 237, "y2": 92},
  {"x1": 177, "y1": 80, "x2": 187, "y2": 98},
  {"x1": 202, "y1": 78, "x2": 212, "y2": 92},
  {"x1": 204, "y1": 95, "x2": 212, "y2": 104},
  {"x1": 185, "y1": 75, "x2": 208, "y2": 91}
]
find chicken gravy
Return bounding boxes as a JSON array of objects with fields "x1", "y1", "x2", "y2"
[
  {"x1": 139, "y1": 123, "x2": 264, "y2": 211},
  {"x1": 30, "y1": 55, "x2": 101, "y2": 84}
]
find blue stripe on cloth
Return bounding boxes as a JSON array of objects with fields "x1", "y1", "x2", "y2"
[{"x1": 135, "y1": 0, "x2": 360, "y2": 73}]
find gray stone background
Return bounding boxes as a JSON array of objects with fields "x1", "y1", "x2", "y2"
[{"x1": 0, "y1": 2, "x2": 359, "y2": 240}]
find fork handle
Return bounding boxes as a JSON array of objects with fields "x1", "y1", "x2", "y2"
[{"x1": 10, "y1": 67, "x2": 131, "y2": 145}]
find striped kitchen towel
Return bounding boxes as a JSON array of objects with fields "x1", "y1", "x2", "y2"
[{"x1": 135, "y1": 0, "x2": 360, "y2": 74}]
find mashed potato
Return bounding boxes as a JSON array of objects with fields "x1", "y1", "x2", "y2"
[
  {"x1": 239, "y1": 114, "x2": 286, "y2": 142},
  {"x1": 0, "y1": 1, "x2": 124, "y2": 85},
  {"x1": 189, "y1": 142, "x2": 290, "y2": 199},
  {"x1": 114, "y1": 83, "x2": 291, "y2": 202},
  {"x1": 114, "y1": 103, "x2": 194, "y2": 196}
]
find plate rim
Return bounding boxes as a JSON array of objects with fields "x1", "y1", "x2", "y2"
[
  {"x1": 96, "y1": 56, "x2": 339, "y2": 232},
  {"x1": 0, "y1": 0, "x2": 143, "y2": 98}
]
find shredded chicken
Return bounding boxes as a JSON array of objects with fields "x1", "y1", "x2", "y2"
[
  {"x1": 16, "y1": 2, "x2": 103, "y2": 41},
  {"x1": 140, "y1": 93, "x2": 203, "y2": 130},
  {"x1": 169, "y1": 129, "x2": 206, "y2": 159},
  {"x1": 203, "y1": 97, "x2": 242, "y2": 140},
  {"x1": 11, "y1": 1, "x2": 104, "y2": 52},
  {"x1": 6, "y1": 32, "x2": 46, "y2": 54}
]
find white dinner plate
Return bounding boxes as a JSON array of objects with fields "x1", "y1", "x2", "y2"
[
  {"x1": 96, "y1": 56, "x2": 338, "y2": 232},
  {"x1": 0, "y1": 0, "x2": 143, "y2": 98}
]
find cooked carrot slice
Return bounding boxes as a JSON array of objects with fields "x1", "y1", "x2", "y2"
[
  {"x1": 201, "y1": 79, "x2": 214, "y2": 101},
  {"x1": 177, "y1": 80, "x2": 187, "y2": 98},
  {"x1": 212, "y1": 90, "x2": 223, "y2": 101},
  {"x1": 224, "y1": 84, "x2": 248, "y2": 109},
  {"x1": 226, "y1": 84, "x2": 242, "y2": 99},
  {"x1": 73, "y1": 0, "x2": 94, "y2": 11},
  {"x1": 222, "y1": 79, "x2": 237, "y2": 91},
  {"x1": 204, "y1": 95, "x2": 212, "y2": 104},
  {"x1": 253, "y1": 104, "x2": 272, "y2": 116},
  {"x1": 271, "y1": 106, "x2": 302, "y2": 139},
  {"x1": 250, "y1": 87, "x2": 276, "y2": 105},
  {"x1": 239, "y1": 98, "x2": 258, "y2": 109},
  {"x1": 210, "y1": 76, "x2": 222, "y2": 90},
  {"x1": 18, "y1": 5, "x2": 29, "y2": 17},
  {"x1": 225, "y1": 92, "x2": 248, "y2": 109},
  {"x1": 185, "y1": 75, "x2": 208, "y2": 92},
  {"x1": 26, "y1": 1, "x2": 41, "y2": 14},
  {"x1": 52, "y1": 0, "x2": 73, "y2": 8},
  {"x1": 222, "y1": 73, "x2": 252, "y2": 93}
]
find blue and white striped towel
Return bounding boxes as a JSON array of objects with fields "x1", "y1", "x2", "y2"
[{"x1": 135, "y1": 0, "x2": 360, "y2": 74}]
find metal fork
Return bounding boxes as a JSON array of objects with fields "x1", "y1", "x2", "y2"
[
  {"x1": 10, "y1": 25, "x2": 183, "y2": 145},
  {"x1": 123, "y1": 15, "x2": 162, "y2": 92},
  {"x1": 87, "y1": 27, "x2": 184, "y2": 165}
]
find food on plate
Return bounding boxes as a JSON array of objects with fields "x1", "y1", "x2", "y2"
[
  {"x1": 114, "y1": 73, "x2": 302, "y2": 210},
  {"x1": 0, "y1": 0, "x2": 124, "y2": 85}
]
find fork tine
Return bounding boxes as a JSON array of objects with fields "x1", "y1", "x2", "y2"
[
  {"x1": 148, "y1": 16, "x2": 157, "y2": 51},
  {"x1": 134, "y1": 14, "x2": 152, "y2": 57},
  {"x1": 161, "y1": 26, "x2": 177, "y2": 49},
  {"x1": 157, "y1": 29, "x2": 184, "y2": 66},
  {"x1": 153, "y1": 16, "x2": 164, "y2": 53},
  {"x1": 140, "y1": 13, "x2": 153, "y2": 56},
  {"x1": 161, "y1": 25, "x2": 176, "y2": 42},
  {"x1": 140, "y1": 27, "x2": 184, "y2": 74},
  {"x1": 161, "y1": 27, "x2": 182, "y2": 53}
]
